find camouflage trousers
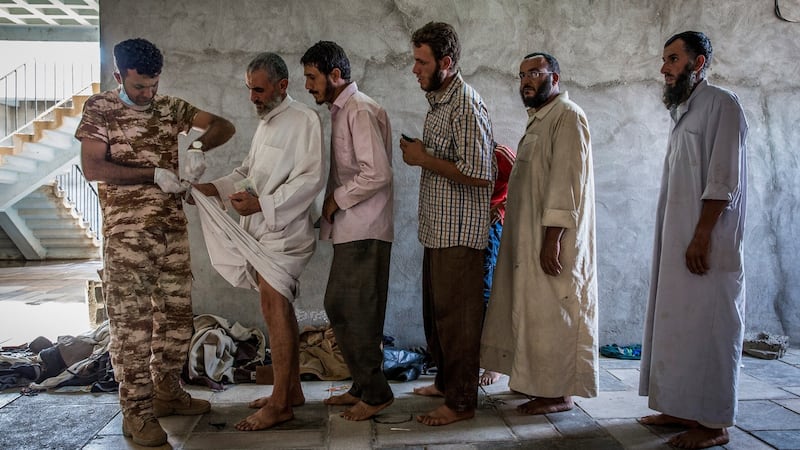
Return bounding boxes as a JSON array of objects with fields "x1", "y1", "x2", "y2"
[{"x1": 102, "y1": 228, "x2": 193, "y2": 418}]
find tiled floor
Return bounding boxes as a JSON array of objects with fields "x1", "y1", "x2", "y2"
[{"x1": 1, "y1": 260, "x2": 800, "y2": 449}]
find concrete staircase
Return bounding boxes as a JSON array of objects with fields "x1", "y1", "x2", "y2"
[
  {"x1": 2, "y1": 183, "x2": 101, "y2": 259},
  {"x1": 0, "y1": 83, "x2": 101, "y2": 260}
]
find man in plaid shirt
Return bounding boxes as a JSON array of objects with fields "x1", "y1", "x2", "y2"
[{"x1": 400, "y1": 21, "x2": 494, "y2": 427}]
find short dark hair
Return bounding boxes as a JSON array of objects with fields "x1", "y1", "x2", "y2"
[
  {"x1": 411, "y1": 21, "x2": 461, "y2": 67},
  {"x1": 523, "y1": 52, "x2": 560, "y2": 75},
  {"x1": 247, "y1": 52, "x2": 289, "y2": 83},
  {"x1": 113, "y1": 38, "x2": 163, "y2": 78},
  {"x1": 665, "y1": 31, "x2": 713, "y2": 73},
  {"x1": 300, "y1": 41, "x2": 351, "y2": 81}
]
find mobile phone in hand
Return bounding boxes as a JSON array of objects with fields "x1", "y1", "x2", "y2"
[{"x1": 401, "y1": 133, "x2": 414, "y2": 142}]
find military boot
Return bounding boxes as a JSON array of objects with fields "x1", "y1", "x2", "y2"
[
  {"x1": 153, "y1": 373, "x2": 211, "y2": 417},
  {"x1": 122, "y1": 413, "x2": 168, "y2": 447}
]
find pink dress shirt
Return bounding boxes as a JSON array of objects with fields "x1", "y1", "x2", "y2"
[{"x1": 320, "y1": 82, "x2": 394, "y2": 244}]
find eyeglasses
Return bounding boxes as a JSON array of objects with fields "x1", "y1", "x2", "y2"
[{"x1": 518, "y1": 70, "x2": 553, "y2": 80}]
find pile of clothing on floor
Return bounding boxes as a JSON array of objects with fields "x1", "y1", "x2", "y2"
[
  {"x1": 0, "y1": 321, "x2": 117, "y2": 392},
  {"x1": 185, "y1": 314, "x2": 432, "y2": 387},
  {"x1": 185, "y1": 314, "x2": 269, "y2": 389},
  {"x1": 186, "y1": 314, "x2": 354, "y2": 387},
  {"x1": 1, "y1": 314, "x2": 435, "y2": 393}
]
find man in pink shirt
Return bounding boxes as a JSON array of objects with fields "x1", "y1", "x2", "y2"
[{"x1": 301, "y1": 41, "x2": 395, "y2": 421}]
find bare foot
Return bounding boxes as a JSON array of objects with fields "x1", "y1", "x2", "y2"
[
  {"x1": 341, "y1": 398, "x2": 394, "y2": 421},
  {"x1": 638, "y1": 413, "x2": 699, "y2": 427},
  {"x1": 248, "y1": 390, "x2": 306, "y2": 409},
  {"x1": 324, "y1": 392, "x2": 360, "y2": 406},
  {"x1": 413, "y1": 384, "x2": 443, "y2": 397},
  {"x1": 479, "y1": 370, "x2": 502, "y2": 386},
  {"x1": 668, "y1": 427, "x2": 729, "y2": 449},
  {"x1": 416, "y1": 404, "x2": 474, "y2": 426},
  {"x1": 235, "y1": 405, "x2": 293, "y2": 431},
  {"x1": 517, "y1": 396, "x2": 574, "y2": 415}
]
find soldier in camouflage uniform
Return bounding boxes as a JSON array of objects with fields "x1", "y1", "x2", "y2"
[{"x1": 75, "y1": 38, "x2": 235, "y2": 447}]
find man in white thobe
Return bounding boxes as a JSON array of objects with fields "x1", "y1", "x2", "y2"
[
  {"x1": 192, "y1": 52, "x2": 324, "y2": 431},
  {"x1": 480, "y1": 52, "x2": 598, "y2": 415},
  {"x1": 638, "y1": 31, "x2": 747, "y2": 450}
]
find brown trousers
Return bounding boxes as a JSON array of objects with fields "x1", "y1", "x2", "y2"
[{"x1": 423, "y1": 246, "x2": 485, "y2": 412}]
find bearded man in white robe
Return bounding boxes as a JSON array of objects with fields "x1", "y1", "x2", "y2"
[
  {"x1": 480, "y1": 52, "x2": 598, "y2": 415},
  {"x1": 638, "y1": 31, "x2": 748, "y2": 450},
  {"x1": 192, "y1": 52, "x2": 324, "y2": 431}
]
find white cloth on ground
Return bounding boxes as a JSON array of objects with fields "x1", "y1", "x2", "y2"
[{"x1": 187, "y1": 314, "x2": 267, "y2": 383}]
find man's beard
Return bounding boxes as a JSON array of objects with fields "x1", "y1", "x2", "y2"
[
  {"x1": 424, "y1": 61, "x2": 447, "y2": 92},
  {"x1": 520, "y1": 77, "x2": 553, "y2": 109},
  {"x1": 662, "y1": 64, "x2": 697, "y2": 109},
  {"x1": 256, "y1": 94, "x2": 282, "y2": 118},
  {"x1": 313, "y1": 78, "x2": 336, "y2": 105}
]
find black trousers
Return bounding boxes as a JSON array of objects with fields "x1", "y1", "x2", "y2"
[
  {"x1": 324, "y1": 239, "x2": 393, "y2": 405},
  {"x1": 423, "y1": 246, "x2": 485, "y2": 412}
]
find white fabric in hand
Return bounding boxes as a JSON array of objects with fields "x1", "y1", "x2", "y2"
[
  {"x1": 185, "y1": 149, "x2": 207, "y2": 183},
  {"x1": 154, "y1": 167, "x2": 186, "y2": 193}
]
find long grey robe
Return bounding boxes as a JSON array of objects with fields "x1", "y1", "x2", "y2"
[
  {"x1": 639, "y1": 80, "x2": 748, "y2": 427},
  {"x1": 481, "y1": 92, "x2": 599, "y2": 398}
]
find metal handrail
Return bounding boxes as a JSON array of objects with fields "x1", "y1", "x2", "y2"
[
  {"x1": 1, "y1": 61, "x2": 97, "y2": 144},
  {"x1": 55, "y1": 164, "x2": 102, "y2": 241}
]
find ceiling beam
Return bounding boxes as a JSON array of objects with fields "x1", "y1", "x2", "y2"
[{"x1": 0, "y1": 24, "x2": 98, "y2": 41}]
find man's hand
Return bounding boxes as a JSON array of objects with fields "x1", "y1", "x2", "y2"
[
  {"x1": 322, "y1": 193, "x2": 339, "y2": 224},
  {"x1": 186, "y1": 182, "x2": 219, "y2": 205},
  {"x1": 154, "y1": 168, "x2": 186, "y2": 193},
  {"x1": 685, "y1": 232, "x2": 711, "y2": 275},
  {"x1": 540, "y1": 227, "x2": 564, "y2": 276},
  {"x1": 230, "y1": 190, "x2": 261, "y2": 216},
  {"x1": 400, "y1": 137, "x2": 428, "y2": 167},
  {"x1": 686, "y1": 199, "x2": 727, "y2": 275},
  {"x1": 185, "y1": 149, "x2": 207, "y2": 183}
]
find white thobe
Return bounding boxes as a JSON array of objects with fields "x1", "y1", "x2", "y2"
[
  {"x1": 201, "y1": 95, "x2": 325, "y2": 300},
  {"x1": 481, "y1": 92, "x2": 599, "y2": 398},
  {"x1": 639, "y1": 80, "x2": 748, "y2": 427}
]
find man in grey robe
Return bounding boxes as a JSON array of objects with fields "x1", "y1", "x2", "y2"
[
  {"x1": 638, "y1": 31, "x2": 748, "y2": 450},
  {"x1": 480, "y1": 52, "x2": 598, "y2": 415}
]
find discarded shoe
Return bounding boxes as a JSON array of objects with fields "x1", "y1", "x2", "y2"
[{"x1": 600, "y1": 344, "x2": 641, "y2": 360}]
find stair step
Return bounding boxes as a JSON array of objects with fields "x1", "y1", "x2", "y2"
[
  {"x1": 60, "y1": 115, "x2": 81, "y2": 128},
  {"x1": 39, "y1": 128, "x2": 77, "y2": 149},
  {"x1": 40, "y1": 237, "x2": 100, "y2": 248},
  {"x1": 0, "y1": 154, "x2": 38, "y2": 172},
  {"x1": 34, "y1": 227, "x2": 94, "y2": 238},
  {"x1": 21, "y1": 217, "x2": 87, "y2": 229},
  {"x1": 17, "y1": 208, "x2": 79, "y2": 220},
  {"x1": 14, "y1": 196, "x2": 65, "y2": 209},
  {"x1": 12, "y1": 142, "x2": 57, "y2": 162},
  {"x1": 0, "y1": 168, "x2": 19, "y2": 183},
  {"x1": 44, "y1": 248, "x2": 101, "y2": 259}
]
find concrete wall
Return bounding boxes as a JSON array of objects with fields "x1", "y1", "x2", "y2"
[{"x1": 97, "y1": 0, "x2": 800, "y2": 348}]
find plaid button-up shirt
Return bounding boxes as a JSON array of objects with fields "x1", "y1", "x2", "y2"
[{"x1": 418, "y1": 73, "x2": 494, "y2": 249}]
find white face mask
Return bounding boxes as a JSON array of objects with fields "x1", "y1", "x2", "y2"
[{"x1": 118, "y1": 85, "x2": 151, "y2": 111}]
